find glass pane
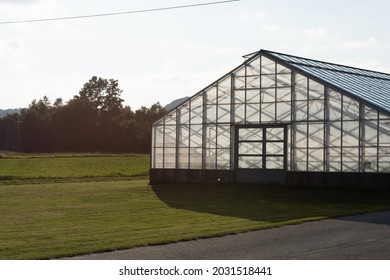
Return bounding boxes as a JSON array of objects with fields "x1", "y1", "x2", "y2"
[
  {"x1": 205, "y1": 125, "x2": 217, "y2": 149},
  {"x1": 328, "y1": 90, "x2": 342, "y2": 120},
  {"x1": 295, "y1": 124, "x2": 307, "y2": 148},
  {"x1": 234, "y1": 75, "x2": 245, "y2": 89},
  {"x1": 294, "y1": 148, "x2": 307, "y2": 171},
  {"x1": 164, "y1": 125, "x2": 176, "y2": 147},
  {"x1": 204, "y1": 148, "x2": 216, "y2": 169},
  {"x1": 379, "y1": 120, "x2": 390, "y2": 145},
  {"x1": 164, "y1": 147, "x2": 176, "y2": 168},
  {"x1": 276, "y1": 102, "x2": 291, "y2": 122},
  {"x1": 343, "y1": 96, "x2": 360, "y2": 121},
  {"x1": 217, "y1": 125, "x2": 231, "y2": 149},
  {"x1": 364, "y1": 105, "x2": 378, "y2": 120},
  {"x1": 308, "y1": 148, "x2": 323, "y2": 171},
  {"x1": 234, "y1": 104, "x2": 245, "y2": 123},
  {"x1": 165, "y1": 112, "x2": 176, "y2": 125},
  {"x1": 329, "y1": 122, "x2": 342, "y2": 147},
  {"x1": 246, "y1": 103, "x2": 260, "y2": 123},
  {"x1": 261, "y1": 56, "x2": 275, "y2": 74},
  {"x1": 266, "y1": 127, "x2": 284, "y2": 141},
  {"x1": 239, "y1": 142, "x2": 262, "y2": 155},
  {"x1": 234, "y1": 90, "x2": 245, "y2": 103},
  {"x1": 308, "y1": 123, "x2": 324, "y2": 148},
  {"x1": 294, "y1": 74, "x2": 307, "y2": 100},
  {"x1": 247, "y1": 75, "x2": 260, "y2": 89},
  {"x1": 378, "y1": 147, "x2": 390, "y2": 172},
  {"x1": 247, "y1": 57, "x2": 260, "y2": 75},
  {"x1": 276, "y1": 73, "x2": 291, "y2": 87},
  {"x1": 379, "y1": 112, "x2": 390, "y2": 120},
  {"x1": 239, "y1": 156, "x2": 262, "y2": 169},
  {"x1": 154, "y1": 126, "x2": 164, "y2": 147},
  {"x1": 177, "y1": 147, "x2": 189, "y2": 169},
  {"x1": 190, "y1": 125, "x2": 202, "y2": 147},
  {"x1": 205, "y1": 86, "x2": 217, "y2": 104},
  {"x1": 329, "y1": 147, "x2": 341, "y2": 172},
  {"x1": 247, "y1": 89, "x2": 260, "y2": 103},
  {"x1": 261, "y1": 74, "x2": 276, "y2": 88},
  {"x1": 218, "y1": 76, "x2": 231, "y2": 104},
  {"x1": 217, "y1": 104, "x2": 230, "y2": 123},
  {"x1": 179, "y1": 103, "x2": 190, "y2": 124},
  {"x1": 190, "y1": 104, "x2": 202, "y2": 124},
  {"x1": 308, "y1": 79, "x2": 324, "y2": 99},
  {"x1": 178, "y1": 125, "x2": 189, "y2": 147},
  {"x1": 154, "y1": 148, "x2": 164, "y2": 168},
  {"x1": 217, "y1": 149, "x2": 230, "y2": 170},
  {"x1": 342, "y1": 147, "x2": 359, "y2": 172},
  {"x1": 266, "y1": 156, "x2": 284, "y2": 169},
  {"x1": 239, "y1": 128, "x2": 262, "y2": 141},
  {"x1": 364, "y1": 121, "x2": 377, "y2": 146},
  {"x1": 363, "y1": 147, "x2": 378, "y2": 172},
  {"x1": 277, "y1": 87, "x2": 291, "y2": 102},
  {"x1": 308, "y1": 99, "x2": 324, "y2": 120},
  {"x1": 261, "y1": 103, "x2": 275, "y2": 122},
  {"x1": 261, "y1": 88, "x2": 275, "y2": 103},
  {"x1": 343, "y1": 121, "x2": 359, "y2": 147},
  {"x1": 206, "y1": 105, "x2": 216, "y2": 123},
  {"x1": 295, "y1": 100, "x2": 307, "y2": 121},
  {"x1": 266, "y1": 142, "x2": 284, "y2": 155},
  {"x1": 190, "y1": 147, "x2": 202, "y2": 169}
]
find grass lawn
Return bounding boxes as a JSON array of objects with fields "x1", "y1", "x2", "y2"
[
  {"x1": 0, "y1": 179, "x2": 389, "y2": 259},
  {"x1": 0, "y1": 153, "x2": 149, "y2": 183}
]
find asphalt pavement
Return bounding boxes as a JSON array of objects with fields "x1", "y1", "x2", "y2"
[{"x1": 64, "y1": 210, "x2": 390, "y2": 260}]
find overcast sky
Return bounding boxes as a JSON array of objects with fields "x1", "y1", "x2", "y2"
[{"x1": 1, "y1": 0, "x2": 390, "y2": 109}]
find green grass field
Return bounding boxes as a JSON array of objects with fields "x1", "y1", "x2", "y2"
[
  {"x1": 0, "y1": 153, "x2": 149, "y2": 183},
  {"x1": 0, "y1": 153, "x2": 389, "y2": 259}
]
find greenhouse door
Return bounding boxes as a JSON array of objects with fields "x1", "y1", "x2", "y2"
[{"x1": 235, "y1": 125, "x2": 287, "y2": 184}]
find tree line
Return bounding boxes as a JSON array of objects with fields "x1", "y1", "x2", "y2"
[{"x1": 0, "y1": 76, "x2": 166, "y2": 153}]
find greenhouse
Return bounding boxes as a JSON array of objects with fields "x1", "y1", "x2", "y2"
[{"x1": 150, "y1": 50, "x2": 390, "y2": 189}]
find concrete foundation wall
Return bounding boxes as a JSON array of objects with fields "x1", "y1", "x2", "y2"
[{"x1": 150, "y1": 169, "x2": 390, "y2": 190}]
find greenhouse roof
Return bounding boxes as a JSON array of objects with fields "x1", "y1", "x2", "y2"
[{"x1": 258, "y1": 50, "x2": 390, "y2": 114}]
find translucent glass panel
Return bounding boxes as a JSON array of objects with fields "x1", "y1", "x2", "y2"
[
  {"x1": 204, "y1": 125, "x2": 231, "y2": 170},
  {"x1": 239, "y1": 156, "x2": 262, "y2": 169},
  {"x1": 163, "y1": 125, "x2": 176, "y2": 168}
]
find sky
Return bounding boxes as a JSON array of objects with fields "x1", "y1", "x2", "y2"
[{"x1": 1, "y1": 0, "x2": 390, "y2": 110}]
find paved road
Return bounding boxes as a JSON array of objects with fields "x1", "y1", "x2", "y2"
[{"x1": 65, "y1": 211, "x2": 390, "y2": 260}]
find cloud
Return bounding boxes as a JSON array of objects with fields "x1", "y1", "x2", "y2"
[
  {"x1": 304, "y1": 27, "x2": 328, "y2": 40},
  {"x1": 261, "y1": 25, "x2": 279, "y2": 33},
  {"x1": 0, "y1": 0, "x2": 60, "y2": 20},
  {"x1": 340, "y1": 58, "x2": 390, "y2": 73},
  {"x1": 240, "y1": 12, "x2": 267, "y2": 21},
  {"x1": 338, "y1": 37, "x2": 383, "y2": 49},
  {"x1": 254, "y1": 12, "x2": 267, "y2": 20}
]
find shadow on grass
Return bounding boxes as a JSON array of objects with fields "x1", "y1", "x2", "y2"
[{"x1": 151, "y1": 184, "x2": 390, "y2": 224}]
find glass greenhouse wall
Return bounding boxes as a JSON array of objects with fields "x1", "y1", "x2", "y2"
[{"x1": 151, "y1": 50, "x2": 390, "y2": 188}]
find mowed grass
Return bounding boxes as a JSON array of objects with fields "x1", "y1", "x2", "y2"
[
  {"x1": 0, "y1": 180, "x2": 389, "y2": 259},
  {"x1": 0, "y1": 153, "x2": 149, "y2": 183}
]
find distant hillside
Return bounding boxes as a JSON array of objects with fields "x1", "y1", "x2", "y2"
[
  {"x1": 164, "y1": 97, "x2": 189, "y2": 111},
  {"x1": 0, "y1": 108, "x2": 22, "y2": 118}
]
